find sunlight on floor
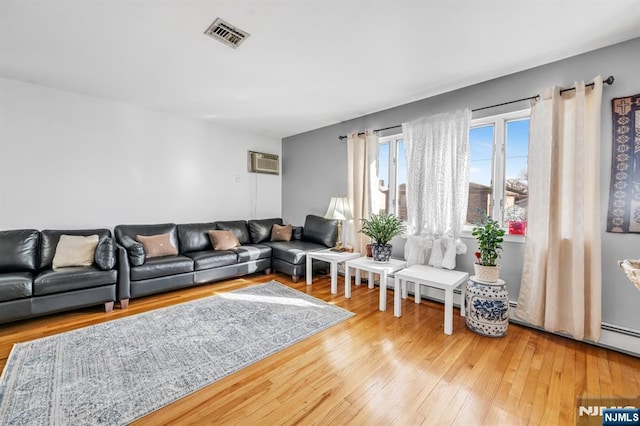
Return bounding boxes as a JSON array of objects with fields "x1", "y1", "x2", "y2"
[{"x1": 218, "y1": 292, "x2": 326, "y2": 308}]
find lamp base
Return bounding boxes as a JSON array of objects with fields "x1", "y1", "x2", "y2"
[{"x1": 330, "y1": 247, "x2": 349, "y2": 252}]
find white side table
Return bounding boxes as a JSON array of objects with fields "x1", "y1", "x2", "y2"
[
  {"x1": 305, "y1": 249, "x2": 361, "y2": 294},
  {"x1": 394, "y1": 265, "x2": 469, "y2": 334},
  {"x1": 344, "y1": 257, "x2": 407, "y2": 311}
]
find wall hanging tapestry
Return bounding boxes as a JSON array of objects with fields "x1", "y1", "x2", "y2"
[{"x1": 607, "y1": 93, "x2": 640, "y2": 233}]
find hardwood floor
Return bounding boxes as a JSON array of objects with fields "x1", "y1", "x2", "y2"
[{"x1": 1, "y1": 272, "x2": 638, "y2": 425}]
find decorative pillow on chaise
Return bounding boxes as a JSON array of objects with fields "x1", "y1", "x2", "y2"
[{"x1": 271, "y1": 224, "x2": 292, "y2": 242}]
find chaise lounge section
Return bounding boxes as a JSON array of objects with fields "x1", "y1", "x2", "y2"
[{"x1": 265, "y1": 214, "x2": 338, "y2": 282}]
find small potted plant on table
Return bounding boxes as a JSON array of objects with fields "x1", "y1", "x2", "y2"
[
  {"x1": 359, "y1": 212, "x2": 406, "y2": 263},
  {"x1": 472, "y1": 216, "x2": 505, "y2": 282},
  {"x1": 505, "y1": 205, "x2": 527, "y2": 235}
]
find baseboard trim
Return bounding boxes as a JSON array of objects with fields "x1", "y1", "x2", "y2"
[{"x1": 394, "y1": 282, "x2": 640, "y2": 358}]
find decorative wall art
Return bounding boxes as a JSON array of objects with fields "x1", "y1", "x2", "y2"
[{"x1": 607, "y1": 93, "x2": 640, "y2": 233}]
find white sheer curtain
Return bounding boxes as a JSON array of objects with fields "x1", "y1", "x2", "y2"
[
  {"x1": 402, "y1": 109, "x2": 471, "y2": 269},
  {"x1": 346, "y1": 130, "x2": 379, "y2": 255},
  {"x1": 516, "y1": 76, "x2": 603, "y2": 342}
]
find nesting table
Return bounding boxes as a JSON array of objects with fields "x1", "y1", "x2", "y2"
[
  {"x1": 305, "y1": 249, "x2": 361, "y2": 294},
  {"x1": 344, "y1": 257, "x2": 407, "y2": 312},
  {"x1": 394, "y1": 264, "x2": 469, "y2": 334}
]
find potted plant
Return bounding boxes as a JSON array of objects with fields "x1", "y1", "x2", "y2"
[
  {"x1": 359, "y1": 212, "x2": 406, "y2": 262},
  {"x1": 505, "y1": 205, "x2": 527, "y2": 235},
  {"x1": 472, "y1": 216, "x2": 505, "y2": 282}
]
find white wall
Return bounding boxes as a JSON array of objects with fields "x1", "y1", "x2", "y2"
[{"x1": 0, "y1": 77, "x2": 282, "y2": 229}]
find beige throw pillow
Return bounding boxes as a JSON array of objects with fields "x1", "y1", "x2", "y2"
[
  {"x1": 208, "y1": 230, "x2": 240, "y2": 250},
  {"x1": 52, "y1": 234, "x2": 100, "y2": 270},
  {"x1": 136, "y1": 233, "x2": 178, "y2": 258},
  {"x1": 271, "y1": 224, "x2": 292, "y2": 242}
]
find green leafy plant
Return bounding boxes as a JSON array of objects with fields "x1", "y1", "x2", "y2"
[
  {"x1": 472, "y1": 216, "x2": 505, "y2": 266},
  {"x1": 359, "y1": 212, "x2": 406, "y2": 246}
]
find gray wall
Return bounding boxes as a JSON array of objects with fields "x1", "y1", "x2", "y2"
[{"x1": 282, "y1": 37, "x2": 640, "y2": 332}]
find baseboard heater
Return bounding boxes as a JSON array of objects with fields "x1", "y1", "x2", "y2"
[{"x1": 381, "y1": 281, "x2": 640, "y2": 357}]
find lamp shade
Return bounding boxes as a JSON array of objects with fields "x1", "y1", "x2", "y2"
[{"x1": 324, "y1": 197, "x2": 353, "y2": 221}]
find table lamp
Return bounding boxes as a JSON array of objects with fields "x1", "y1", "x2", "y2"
[{"x1": 324, "y1": 196, "x2": 353, "y2": 252}]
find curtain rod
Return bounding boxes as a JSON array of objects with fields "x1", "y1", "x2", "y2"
[{"x1": 337, "y1": 75, "x2": 615, "y2": 141}]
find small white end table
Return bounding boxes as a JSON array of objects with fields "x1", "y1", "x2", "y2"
[
  {"x1": 344, "y1": 257, "x2": 407, "y2": 311},
  {"x1": 394, "y1": 264, "x2": 469, "y2": 334},
  {"x1": 305, "y1": 249, "x2": 361, "y2": 294}
]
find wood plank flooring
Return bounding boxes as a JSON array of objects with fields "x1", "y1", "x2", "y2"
[{"x1": 1, "y1": 272, "x2": 638, "y2": 425}]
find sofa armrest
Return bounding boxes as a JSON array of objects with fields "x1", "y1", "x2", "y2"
[
  {"x1": 116, "y1": 243, "x2": 131, "y2": 303},
  {"x1": 119, "y1": 235, "x2": 145, "y2": 266},
  {"x1": 292, "y1": 226, "x2": 303, "y2": 241},
  {"x1": 95, "y1": 237, "x2": 116, "y2": 270}
]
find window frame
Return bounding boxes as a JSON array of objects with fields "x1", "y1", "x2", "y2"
[
  {"x1": 465, "y1": 108, "x2": 531, "y2": 238},
  {"x1": 377, "y1": 133, "x2": 404, "y2": 218}
]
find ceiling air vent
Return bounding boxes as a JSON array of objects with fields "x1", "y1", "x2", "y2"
[{"x1": 204, "y1": 18, "x2": 250, "y2": 49}]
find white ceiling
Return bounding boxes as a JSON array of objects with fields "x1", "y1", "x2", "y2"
[{"x1": 1, "y1": 1, "x2": 640, "y2": 139}]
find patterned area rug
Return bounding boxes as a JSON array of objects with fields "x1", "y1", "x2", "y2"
[{"x1": 0, "y1": 281, "x2": 353, "y2": 425}]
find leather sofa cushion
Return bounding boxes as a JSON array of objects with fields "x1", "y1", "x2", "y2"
[
  {"x1": 184, "y1": 251, "x2": 238, "y2": 271},
  {"x1": 33, "y1": 267, "x2": 117, "y2": 296},
  {"x1": 216, "y1": 221, "x2": 250, "y2": 245},
  {"x1": 177, "y1": 223, "x2": 217, "y2": 253},
  {"x1": 248, "y1": 218, "x2": 283, "y2": 244},
  {"x1": 292, "y1": 226, "x2": 303, "y2": 240},
  {"x1": 237, "y1": 244, "x2": 272, "y2": 263},
  {"x1": 95, "y1": 237, "x2": 116, "y2": 270},
  {"x1": 0, "y1": 229, "x2": 39, "y2": 272},
  {"x1": 266, "y1": 240, "x2": 327, "y2": 265},
  {"x1": 0, "y1": 272, "x2": 34, "y2": 302},
  {"x1": 130, "y1": 255, "x2": 194, "y2": 281},
  {"x1": 115, "y1": 224, "x2": 179, "y2": 255},
  {"x1": 302, "y1": 215, "x2": 338, "y2": 248},
  {"x1": 40, "y1": 229, "x2": 111, "y2": 270}
]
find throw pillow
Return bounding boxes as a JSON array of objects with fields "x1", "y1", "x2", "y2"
[
  {"x1": 208, "y1": 230, "x2": 240, "y2": 250},
  {"x1": 52, "y1": 234, "x2": 100, "y2": 270},
  {"x1": 271, "y1": 224, "x2": 292, "y2": 242},
  {"x1": 94, "y1": 237, "x2": 116, "y2": 270},
  {"x1": 136, "y1": 233, "x2": 178, "y2": 258}
]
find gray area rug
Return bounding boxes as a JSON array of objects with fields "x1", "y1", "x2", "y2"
[{"x1": 0, "y1": 281, "x2": 353, "y2": 425}]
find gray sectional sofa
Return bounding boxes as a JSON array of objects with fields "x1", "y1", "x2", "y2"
[
  {"x1": 0, "y1": 215, "x2": 338, "y2": 324},
  {"x1": 0, "y1": 228, "x2": 118, "y2": 325},
  {"x1": 114, "y1": 215, "x2": 338, "y2": 307}
]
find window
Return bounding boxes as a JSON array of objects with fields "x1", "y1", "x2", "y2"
[
  {"x1": 466, "y1": 110, "x2": 530, "y2": 234},
  {"x1": 376, "y1": 135, "x2": 407, "y2": 220}
]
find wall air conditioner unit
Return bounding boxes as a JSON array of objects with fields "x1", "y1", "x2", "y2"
[{"x1": 248, "y1": 151, "x2": 279, "y2": 175}]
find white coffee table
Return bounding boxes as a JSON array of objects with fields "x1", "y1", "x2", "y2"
[
  {"x1": 394, "y1": 264, "x2": 469, "y2": 334},
  {"x1": 306, "y1": 249, "x2": 361, "y2": 294},
  {"x1": 344, "y1": 257, "x2": 407, "y2": 311}
]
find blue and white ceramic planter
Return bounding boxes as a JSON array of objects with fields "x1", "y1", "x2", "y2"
[
  {"x1": 465, "y1": 277, "x2": 509, "y2": 337},
  {"x1": 371, "y1": 243, "x2": 392, "y2": 263}
]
